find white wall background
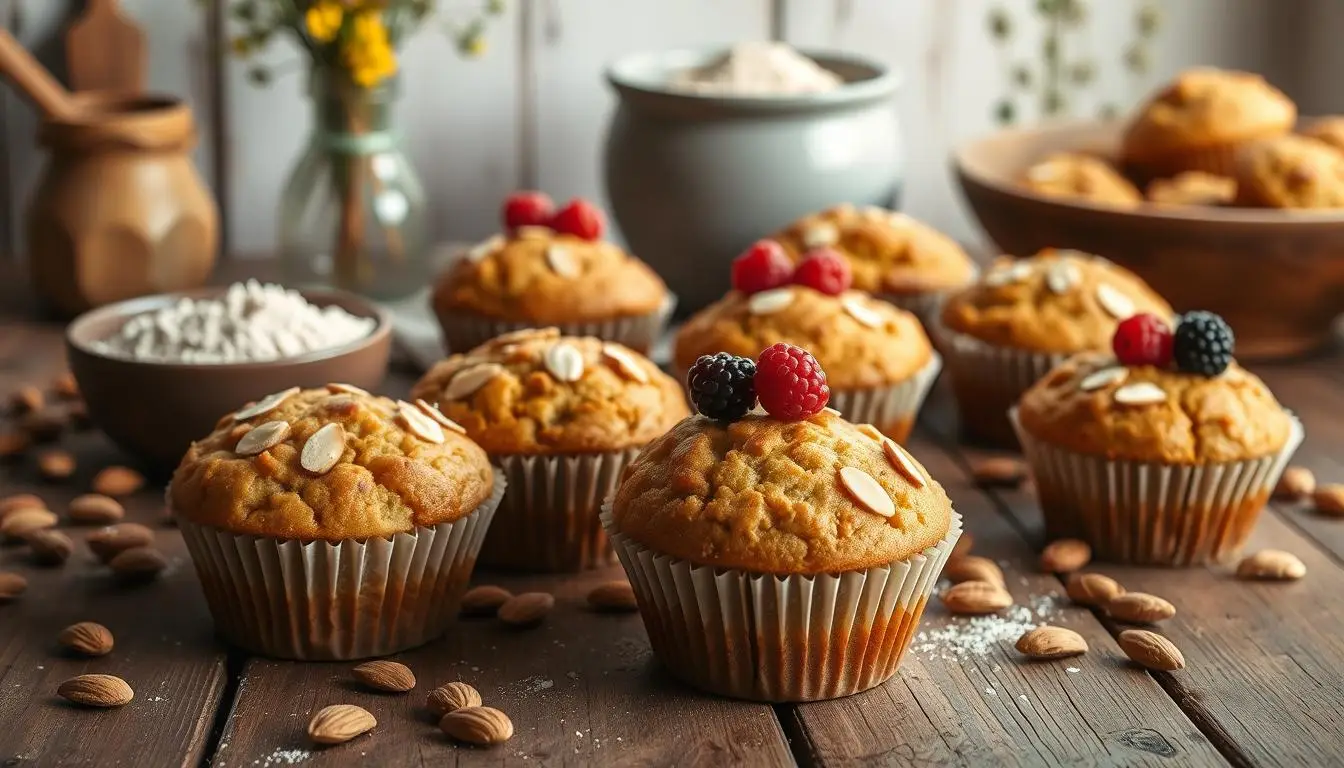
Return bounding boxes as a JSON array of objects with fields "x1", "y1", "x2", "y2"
[{"x1": 0, "y1": 0, "x2": 1328, "y2": 260}]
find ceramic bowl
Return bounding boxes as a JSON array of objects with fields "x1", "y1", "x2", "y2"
[
  {"x1": 66, "y1": 287, "x2": 392, "y2": 471},
  {"x1": 953, "y1": 119, "x2": 1344, "y2": 360},
  {"x1": 603, "y1": 47, "x2": 902, "y2": 314}
]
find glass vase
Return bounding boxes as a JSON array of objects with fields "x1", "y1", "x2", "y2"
[{"x1": 279, "y1": 68, "x2": 428, "y2": 300}]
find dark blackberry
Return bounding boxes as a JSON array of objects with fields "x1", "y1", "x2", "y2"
[
  {"x1": 1172, "y1": 311, "x2": 1235, "y2": 376},
  {"x1": 687, "y1": 353, "x2": 757, "y2": 421}
]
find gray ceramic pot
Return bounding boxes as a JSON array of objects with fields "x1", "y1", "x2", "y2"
[{"x1": 603, "y1": 48, "x2": 902, "y2": 314}]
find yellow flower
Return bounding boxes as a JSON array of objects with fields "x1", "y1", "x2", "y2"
[
  {"x1": 230, "y1": 36, "x2": 252, "y2": 56},
  {"x1": 342, "y1": 11, "x2": 398, "y2": 87},
  {"x1": 459, "y1": 33, "x2": 487, "y2": 58},
  {"x1": 305, "y1": 1, "x2": 344, "y2": 43}
]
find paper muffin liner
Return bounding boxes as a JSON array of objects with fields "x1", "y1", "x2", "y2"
[
  {"x1": 602, "y1": 505, "x2": 962, "y2": 702},
  {"x1": 479, "y1": 448, "x2": 642, "y2": 572},
  {"x1": 930, "y1": 318, "x2": 1069, "y2": 448},
  {"x1": 828, "y1": 353, "x2": 942, "y2": 444},
  {"x1": 1013, "y1": 409, "x2": 1303, "y2": 567},
  {"x1": 437, "y1": 295, "x2": 676, "y2": 355},
  {"x1": 177, "y1": 474, "x2": 506, "y2": 661}
]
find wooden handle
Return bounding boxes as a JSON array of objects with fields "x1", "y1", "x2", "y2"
[{"x1": 0, "y1": 27, "x2": 73, "y2": 118}]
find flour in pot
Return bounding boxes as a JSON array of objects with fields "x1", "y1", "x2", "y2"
[{"x1": 669, "y1": 42, "x2": 843, "y2": 96}]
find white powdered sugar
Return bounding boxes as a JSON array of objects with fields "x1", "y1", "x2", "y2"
[
  {"x1": 913, "y1": 589, "x2": 1062, "y2": 660},
  {"x1": 670, "y1": 42, "x2": 843, "y2": 96},
  {"x1": 92, "y1": 281, "x2": 376, "y2": 364}
]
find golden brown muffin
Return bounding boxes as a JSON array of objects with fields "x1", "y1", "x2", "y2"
[
  {"x1": 1301, "y1": 116, "x2": 1344, "y2": 152},
  {"x1": 673, "y1": 286, "x2": 932, "y2": 390},
  {"x1": 171, "y1": 386, "x2": 494, "y2": 540},
  {"x1": 1234, "y1": 134, "x2": 1344, "y2": 209},
  {"x1": 1122, "y1": 68, "x2": 1296, "y2": 178},
  {"x1": 433, "y1": 226, "x2": 668, "y2": 324},
  {"x1": 410, "y1": 328, "x2": 688, "y2": 455},
  {"x1": 940, "y1": 249, "x2": 1173, "y2": 354},
  {"x1": 1020, "y1": 152, "x2": 1143, "y2": 207},
  {"x1": 1017, "y1": 352, "x2": 1293, "y2": 463},
  {"x1": 771, "y1": 204, "x2": 976, "y2": 297},
  {"x1": 1145, "y1": 171, "x2": 1237, "y2": 207},
  {"x1": 610, "y1": 410, "x2": 953, "y2": 574}
]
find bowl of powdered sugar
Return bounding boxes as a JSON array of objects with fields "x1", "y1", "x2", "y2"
[{"x1": 67, "y1": 281, "x2": 391, "y2": 469}]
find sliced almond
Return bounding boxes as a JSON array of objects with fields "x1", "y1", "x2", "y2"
[
  {"x1": 1095, "y1": 283, "x2": 1135, "y2": 319},
  {"x1": 1040, "y1": 539, "x2": 1092, "y2": 572},
  {"x1": 234, "y1": 387, "x2": 299, "y2": 421},
  {"x1": 440, "y1": 706, "x2": 514, "y2": 745},
  {"x1": 1065, "y1": 572, "x2": 1125, "y2": 607},
  {"x1": 747, "y1": 287, "x2": 795, "y2": 315},
  {"x1": 543, "y1": 342, "x2": 585, "y2": 383},
  {"x1": 587, "y1": 580, "x2": 639, "y2": 613},
  {"x1": 465, "y1": 235, "x2": 504, "y2": 264},
  {"x1": 943, "y1": 555, "x2": 1005, "y2": 587},
  {"x1": 327, "y1": 383, "x2": 370, "y2": 396},
  {"x1": 1045, "y1": 261, "x2": 1081, "y2": 294},
  {"x1": 941, "y1": 580, "x2": 1013, "y2": 615},
  {"x1": 1107, "y1": 592, "x2": 1176, "y2": 623},
  {"x1": 545, "y1": 244, "x2": 579, "y2": 277},
  {"x1": 842, "y1": 296, "x2": 884, "y2": 328},
  {"x1": 308, "y1": 704, "x2": 377, "y2": 745},
  {"x1": 1118, "y1": 629, "x2": 1185, "y2": 670},
  {"x1": 1114, "y1": 382, "x2": 1167, "y2": 406},
  {"x1": 397, "y1": 401, "x2": 445, "y2": 444},
  {"x1": 839, "y1": 466, "x2": 895, "y2": 518},
  {"x1": 1016, "y1": 626, "x2": 1088, "y2": 659},
  {"x1": 352, "y1": 660, "x2": 417, "y2": 693},
  {"x1": 58, "y1": 622, "x2": 114, "y2": 657},
  {"x1": 1273, "y1": 466, "x2": 1316, "y2": 500},
  {"x1": 1079, "y1": 367, "x2": 1128, "y2": 392},
  {"x1": 426, "y1": 682, "x2": 482, "y2": 717},
  {"x1": 497, "y1": 592, "x2": 555, "y2": 627},
  {"x1": 802, "y1": 222, "x2": 839, "y2": 248},
  {"x1": 601, "y1": 344, "x2": 649, "y2": 383},
  {"x1": 58, "y1": 674, "x2": 133, "y2": 708},
  {"x1": 984, "y1": 261, "x2": 1033, "y2": 287},
  {"x1": 445, "y1": 364, "x2": 503, "y2": 401},
  {"x1": 1235, "y1": 549, "x2": 1306, "y2": 581},
  {"x1": 488, "y1": 327, "x2": 559, "y2": 348},
  {"x1": 300, "y1": 423, "x2": 346, "y2": 474},
  {"x1": 235, "y1": 420, "x2": 291, "y2": 456},
  {"x1": 460, "y1": 585, "x2": 513, "y2": 617},
  {"x1": 414, "y1": 399, "x2": 465, "y2": 433},
  {"x1": 881, "y1": 440, "x2": 925, "y2": 489}
]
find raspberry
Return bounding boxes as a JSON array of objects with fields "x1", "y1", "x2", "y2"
[
  {"x1": 549, "y1": 198, "x2": 605, "y2": 240},
  {"x1": 792, "y1": 248, "x2": 852, "y2": 295},
  {"x1": 1112, "y1": 313, "x2": 1173, "y2": 367},
  {"x1": 1172, "y1": 311, "x2": 1235, "y2": 376},
  {"x1": 731, "y1": 240, "x2": 794, "y2": 294},
  {"x1": 687, "y1": 353, "x2": 757, "y2": 421},
  {"x1": 502, "y1": 191, "x2": 554, "y2": 231},
  {"x1": 754, "y1": 343, "x2": 830, "y2": 420}
]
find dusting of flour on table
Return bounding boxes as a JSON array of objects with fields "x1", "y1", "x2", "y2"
[
  {"x1": 670, "y1": 42, "x2": 842, "y2": 96},
  {"x1": 92, "y1": 280, "x2": 376, "y2": 364}
]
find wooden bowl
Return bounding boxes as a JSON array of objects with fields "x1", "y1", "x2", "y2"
[
  {"x1": 66, "y1": 288, "x2": 392, "y2": 471},
  {"x1": 953, "y1": 120, "x2": 1344, "y2": 359}
]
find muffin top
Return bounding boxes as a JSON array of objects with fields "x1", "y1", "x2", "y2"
[
  {"x1": 1017, "y1": 352, "x2": 1293, "y2": 463},
  {"x1": 433, "y1": 225, "x2": 668, "y2": 324},
  {"x1": 1301, "y1": 117, "x2": 1344, "y2": 153},
  {"x1": 939, "y1": 249, "x2": 1173, "y2": 354},
  {"x1": 771, "y1": 204, "x2": 976, "y2": 296},
  {"x1": 170, "y1": 386, "x2": 494, "y2": 540},
  {"x1": 410, "y1": 328, "x2": 688, "y2": 455},
  {"x1": 1235, "y1": 134, "x2": 1344, "y2": 209},
  {"x1": 673, "y1": 285, "x2": 931, "y2": 389},
  {"x1": 1021, "y1": 152, "x2": 1142, "y2": 207},
  {"x1": 610, "y1": 410, "x2": 954, "y2": 574},
  {"x1": 1146, "y1": 171, "x2": 1237, "y2": 207},
  {"x1": 1122, "y1": 68, "x2": 1296, "y2": 157}
]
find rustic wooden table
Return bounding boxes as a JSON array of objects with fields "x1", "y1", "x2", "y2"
[{"x1": 2, "y1": 271, "x2": 1343, "y2": 767}]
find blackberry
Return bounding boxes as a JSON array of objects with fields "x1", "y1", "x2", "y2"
[
  {"x1": 1172, "y1": 311, "x2": 1234, "y2": 376},
  {"x1": 687, "y1": 353, "x2": 757, "y2": 421}
]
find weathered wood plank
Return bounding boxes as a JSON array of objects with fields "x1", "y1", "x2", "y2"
[{"x1": 785, "y1": 431, "x2": 1226, "y2": 768}]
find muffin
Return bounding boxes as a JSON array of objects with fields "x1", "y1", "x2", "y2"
[
  {"x1": 1014, "y1": 312, "x2": 1302, "y2": 566},
  {"x1": 432, "y1": 192, "x2": 672, "y2": 354},
  {"x1": 1301, "y1": 116, "x2": 1344, "y2": 152},
  {"x1": 604, "y1": 394, "x2": 960, "y2": 701},
  {"x1": 410, "y1": 328, "x2": 688, "y2": 572},
  {"x1": 1145, "y1": 171, "x2": 1237, "y2": 207},
  {"x1": 674, "y1": 277, "x2": 938, "y2": 443},
  {"x1": 170, "y1": 385, "x2": 504, "y2": 660},
  {"x1": 770, "y1": 203, "x2": 977, "y2": 320},
  {"x1": 1122, "y1": 67, "x2": 1296, "y2": 179},
  {"x1": 1020, "y1": 152, "x2": 1142, "y2": 207},
  {"x1": 932, "y1": 248, "x2": 1173, "y2": 447},
  {"x1": 1234, "y1": 134, "x2": 1344, "y2": 209}
]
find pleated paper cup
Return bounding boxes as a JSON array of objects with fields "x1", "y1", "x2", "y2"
[
  {"x1": 177, "y1": 474, "x2": 505, "y2": 661},
  {"x1": 1013, "y1": 409, "x2": 1304, "y2": 567},
  {"x1": 479, "y1": 448, "x2": 642, "y2": 572},
  {"x1": 603, "y1": 506, "x2": 962, "y2": 702},
  {"x1": 931, "y1": 318, "x2": 1069, "y2": 448},
  {"x1": 828, "y1": 353, "x2": 941, "y2": 444},
  {"x1": 437, "y1": 295, "x2": 676, "y2": 356}
]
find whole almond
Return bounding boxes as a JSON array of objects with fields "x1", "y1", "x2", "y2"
[
  {"x1": 0, "y1": 431, "x2": 30, "y2": 459},
  {"x1": 87, "y1": 523, "x2": 155, "y2": 562},
  {"x1": 1, "y1": 507, "x2": 58, "y2": 542},
  {"x1": 68, "y1": 494, "x2": 125, "y2": 525},
  {"x1": 27, "y1": 528, "x2": 74, "y2": 566},
  {"x1": 0, "y1": 571, "x2": 27, "y2": 601},
  {"x1": 58, "y1": 622, "x2": 115, "y2": 656},
  {"x1": 1236, "y1": 549, "x2": 1306, "y2": 581},
  {"x1": 1313, "y1": 484, "x2": 1344, "y2": 518},
  {"x1": 439, "y1": 706, "x2": 514, "y2": 745},
  {"x1": 498, "y1": 592, "x2": 555, "y2": 627},
  {"x1": 1040, "y1": 539, "x2": 1092, "y2": 573},
  {"x1": 10, "y1": 385, "x2": 43, "y2": 414},
  {"x1": 426, "y1": 682, "x2": 482, "y2": 717},
  {"x1": 943, "y1": 555, "x2": 1006, "y2": 588},
  {"x1": 308, "y1": 704, "x2": 376, "y2": 745},
  {"x1": 941, "y1": 580, "x2": 1013, "y2": 615},
  {"x1": 58, "y1": 674, "x2": 134, "y2": 707},
  {"x1": 37, "y1": 450, "x2": 76, "y2": 481},
  {"x1": 587, "y1": 580, "x2": 638, "y2": 613},
  {"x1": 1015, "y1": 626, "x2": 1088, "y2": 659},
  {"x1": 352, "y1": 660, "x2": 416, "y2": 693},
  {"x1": 971, "y1": 457, "x2": 1026, "y2": 487},
  {"x1": 1065, "y1": 572, "x2": 1125, "y2": 607},
  {"x1": 1118, "y1": 629, "x2": 1185, "y2": 671},
  {"x1": 53, "y1": 372, "x2": 80, "y2": 400},
  {"x1": 0, "y1": 493, "x2": 43, "y2": 519},
  {"x1": 92, "y1": 466, "x2": 145, "y2": 497},
  {"x1": 1274, "y1": 466, "x2": 1316, "y2": 500},
  {"x1": 108, "y1": 546, "x2": 167, "y2": 581},
  {"x1": 1107, "y1": 592, "x2": 1176, "y2": 623},
  {"x1": 951, "y1": 532, "x2": 974, "y2": 559},
  {"x1": 22, "y1": 411, "x2": 66, "y2": 442},
  {"x1": 460, "y1": 584, "x2": 513, "y2": 617}
]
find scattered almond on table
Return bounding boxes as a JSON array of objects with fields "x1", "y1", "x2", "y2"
[
  {"x1": 57, "y1": 674, "x2": 134, "y2": 707},
  {"x1": 440, "y1": 706, "x2": 514, "y2": 746},
  {"x1": 1, "y1": 507, "x2": 57, "y2": 542},
  {"x1": 587, "y1": 580, "x2": 638, "y2": 612},
  {"x1": 87, "y1": 523, "x2": 155, "y2": 562},
  {"x1": 1235, "y1": 549, "x2": 1306, "y2": 581},
  {"x1": 0, "y1": 571, "x2": 27, "y2": 601},
  {"x1": 0, "y1": 494, "x2": 44, "y2": 518},
  {"x1": 1015, "y1": 626, "x2": 1088, "y2": 659},
  {"x1": 352, "y1": 660, "x2": 416, "y2": 693},
  {"x1": 10, "y1": 385, "x2": 43, "y2": 415},
  {"x1": 1040, "y1": 539, "x2": 1092, "y2": 573},
  {"x1": 971, "y1": 456, "x2": 1026, "y2": 488},
  {"x1": 1313, "y1": 484, "x2": 1344, "y2": 518},
  {"x1": 943, "y1": 555, "x2": 1006, "y2": 588},
  {"x1": 941, "y1": 580, "x2": 1013, "y2": 615},
  {"x1": 1065, "y1": 572, "x2": 1126, "y2": 607},
  {"x1": 58, "y1": 622, "x2": 115, "y2": 657},
  {"x1": 1107, "y1": 592, "x2": 1176, "y2": 623},
  {"x1": 1117, "y1": 629, "x2": 1185, "y2": 671},
  {"x1": 308, "y1": 704, "x2": 377, "y2": 745},
  {"x1": 1274, "y1": 466, "x2": 1316, "y2": 500},
  {"x1": 36, "y1": 449, "x2": 76, "y2": 481},
  {"x1": 68, "y1": 494, "x2": 125, "y2": 525},
  {"x1": 26, "y1": 528, "x2": 73, "y2": 566},
  {"x1": 0, "y1": 432, "x2": 30, "y2": 459},
  {"x1": 460, "y1": 585, "x2": 512, "y2": 617},
  {"x1": 92, "y1": 466, "x2": 146, "y2": 498},
  {"x1": 426, "y1": 682, "x2": 482, "y2": 717},
  {"x1": 497, "y1": 592, "x2": 555, "y2": 627},
  {"x1": 108, "y1": 546, "x2": 168, "y2": 581}
]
